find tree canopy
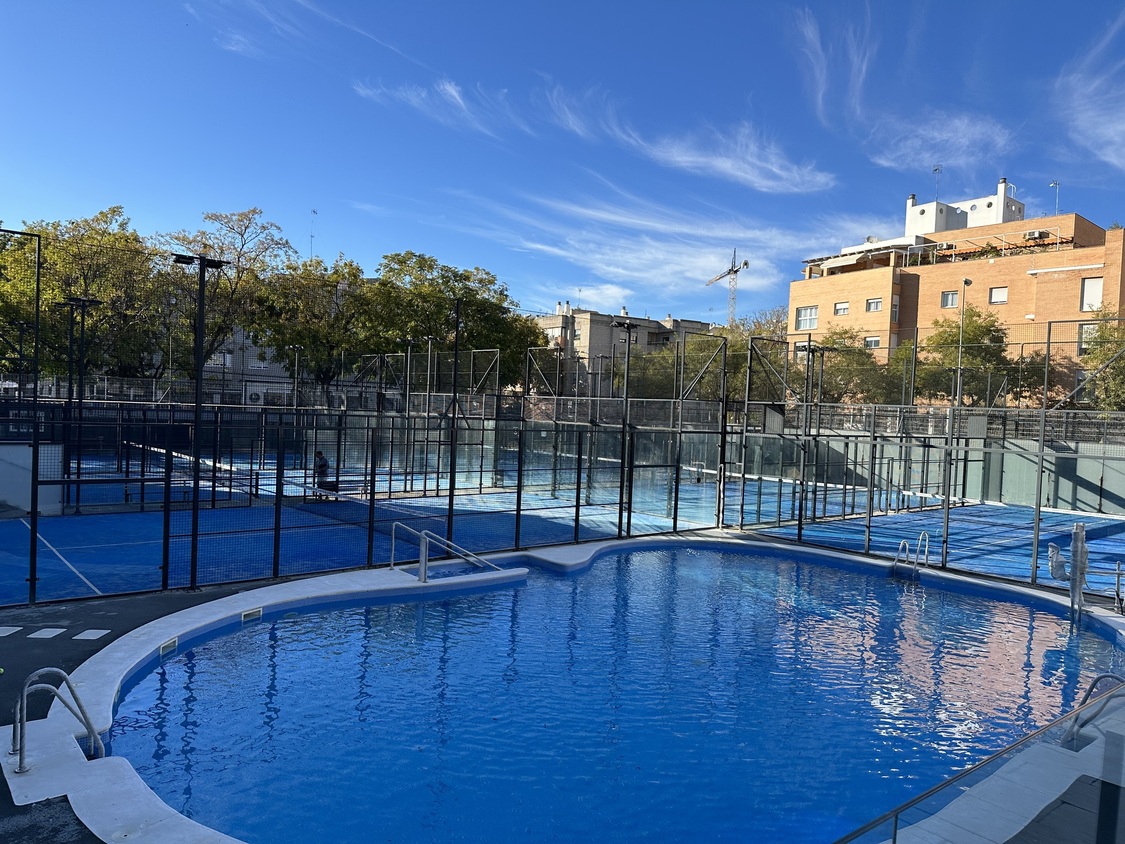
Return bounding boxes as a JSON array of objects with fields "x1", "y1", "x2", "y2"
[{"x1": 0, "y1": 210, "x2": 546, "y2": 393}]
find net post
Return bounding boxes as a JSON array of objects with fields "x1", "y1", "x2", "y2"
[
  {"x1": 272, "y1": 424, "x2": 284, "y2": 580},
  {"x1": 573, "y1": 430, "x2": 583, "y2": 543},
  {"x1": 514, "y1": 426, "x2": 524, "y2": 549},
  {"x1": 366, "y1": 426, "x2": 377, "y2": 568},
  {"x1": 161, "y1": 434, "x2": 172, "y2": 591}
]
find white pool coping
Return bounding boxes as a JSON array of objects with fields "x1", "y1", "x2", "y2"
[{"x1": 4, "y1": 531, "x2": 1125, "y2": 843}]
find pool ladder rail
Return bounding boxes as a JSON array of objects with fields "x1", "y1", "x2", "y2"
[
  {"x1": 1061, "y1": 672, "x2": 1125, "y2": 751},
  {"x1": 389, "y1": 523, "x2": 502, "y2": 583},
  {"x1": 9, "y1": 667, "x2": 104, "y2": 774},
  {"x1": 891, "y1": 532, "x2": 930, "y2": 580}
]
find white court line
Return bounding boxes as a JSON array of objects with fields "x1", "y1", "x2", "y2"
[{"x1": 20, "y1": 519, "x2": 103, "y2": 596}]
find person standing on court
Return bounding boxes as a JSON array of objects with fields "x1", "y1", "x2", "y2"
[{"x1": 314, "y1": 450, "x2": 330, "y2": 491}]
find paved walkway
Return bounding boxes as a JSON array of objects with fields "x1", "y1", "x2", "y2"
[{"x1": 0, "y1": 583, "x2": 255, "y2": 843}]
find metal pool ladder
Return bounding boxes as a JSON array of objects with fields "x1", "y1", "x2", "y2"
[
  {"x1": 892, "y1": 531, "x2": 931, "y2": 579},
  {"x1": 389, "y1": 523, "x2": 502, "y2": 583},
  {"x1": 9, "y1": 667, "x2": 104, "y2": 773}
]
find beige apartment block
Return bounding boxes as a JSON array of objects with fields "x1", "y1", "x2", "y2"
[
  {"x1": 788, "y1": 178, "x2": 1125, "y2": 369},
  {"x1": 534, "y1": 302, "x2": 713, "y2": 393}
]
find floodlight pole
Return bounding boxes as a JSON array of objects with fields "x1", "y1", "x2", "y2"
[
  {"x1": 173, "y1": 252, "x2": 228, "y2": 590},
  {"x1": 955, "y1": 278, "x2": 972, "y2": 408}
]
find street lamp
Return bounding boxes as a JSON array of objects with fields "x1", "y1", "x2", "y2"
[
  {"x1": 955, "y1": 278, "x2": 972, "y2": 407},
  {"x1": 1049, "y1": 180, "x2": 1060, "y2": 216},
  {"x1": 171, "y1": 252, "x2": 228, "y2": 591}
]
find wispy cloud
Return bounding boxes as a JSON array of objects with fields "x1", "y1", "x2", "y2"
[
  {"x1": 215, "y1": 31, "x2": 262, "y2": 57},
  {"x1": 795, "y1": 7, "x2": 1012, "y2": 174},
  {"x1": 1054, "y1": 9, "x2": 1125, "y2": 171},
  {"x1": 354, "y1": 79, "x2": 533, "y2": 138},
  {"x1": 607, "y1": 119, "x2": 836, "y2": 194},
  {"x1": 430, "y1": 185, "x2": 894, "y2": 317},
  {"x1": 795, "y1": 9, "x2": 830, "y2": 126},
  {"x1": 841, "y1": 8, "x2": 876, "y2": 124},
  {"x1": 794, "y1": 6, "x2": 875, "y2": 128},
  {"x1": 538, "y1": 82, "x2": 605, "y2": 140},
  {"x1": 867, "y1": 110, "x2": 1015, "y2": 171},
  {"x1": 290, "y1": 0, "x2": 437, "y2": 73}
]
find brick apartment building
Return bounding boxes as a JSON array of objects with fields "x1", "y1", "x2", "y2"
[{"x1": 786, "y1": 178, "x2": 1125, "y2": 371}]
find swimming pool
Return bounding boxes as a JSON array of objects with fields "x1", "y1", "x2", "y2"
[{"x1": 106, "y1": 541, "x2": 1125, "y2": 843}]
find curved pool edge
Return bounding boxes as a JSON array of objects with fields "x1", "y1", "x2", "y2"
[
  {"x1": 6, "y1": 532, "x2": 1125, "y2": 844},
  {"x1": 0, "y1": 563, "x2": 528, "y2": 843}
]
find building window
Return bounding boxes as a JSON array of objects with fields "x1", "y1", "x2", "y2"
[
  {"x1": 834, "y1": 301, "x2": 849, "y2": 316},
  {"x1": 1078, "y1": 323, "x2": 1098, "y2": 356},
  {"x1": 865, "y1": 298, "x2": 882, "y2": 313},
  {"x1": 891, "y1": 295, "x2": 900, "y2": 323},
  {"x1": 1076, "y1": 371, "x2": 1090, "y2": 404},
  {"x1": 1081, "y1": 277, "x2": 1104, "y2": 312},
  {"x1": 940, "y1": 291, "x2": 958, "y2": 308},
  {"x1": 795, "y1": 306, "x2": 818, "y2": 330},
  {"x1": 989, "y1": 286, "x2": 1008, "y2": 304},
  {"x1": 864, "y1": 336, "x2": 880, "y2": 349}
]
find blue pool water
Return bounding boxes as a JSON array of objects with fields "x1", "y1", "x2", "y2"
[{"x1": 108, "y1": 544, "x2": 1125, "y2": 842}]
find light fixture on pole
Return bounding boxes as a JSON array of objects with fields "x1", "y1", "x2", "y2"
[
  {"x1": 955, "y1": 278, "x2": 972, "y2": 407},
  {"x1": 1049, "y1": 181, "x2": 1060, "y2": 216}
]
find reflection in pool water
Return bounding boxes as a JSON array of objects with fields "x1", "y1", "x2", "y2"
[{"x1": 109, "y1": 544, "x2": 1124, "y2": 843}]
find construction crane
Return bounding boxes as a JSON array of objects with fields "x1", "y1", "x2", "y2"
[{"x1": 706, "y1": 250, "x2": 749, "y2": 327}]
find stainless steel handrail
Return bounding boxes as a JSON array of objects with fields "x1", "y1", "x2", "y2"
[
  {"x1": 891, "y1": 540, "x2": 910, "y2": 578},
  {"x1": 9, "y1": 667, "x2": 104, "y2": 773},
  {"x1": 914, "y1": 531, "x2": 930, "y2": 572},
  {"x1": 834, "y1": 680, "x2": 1125, "y2": 843},
  {"x1": 390, "y1": 522, "x2": 500, "y2": 583}
]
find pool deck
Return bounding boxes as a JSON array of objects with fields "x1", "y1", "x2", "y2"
[{"x1": 2, "y1": 531, "x2": 1125, "y2": 843}]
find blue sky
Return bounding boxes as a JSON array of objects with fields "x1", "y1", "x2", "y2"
[{"x1": 4, "y1": 2, "x2": 1125, "y2": 324}]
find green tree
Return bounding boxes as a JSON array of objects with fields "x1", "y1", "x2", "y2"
[
  {"x1": 1075, "y1": 309, "x2": 1125, "y2": 409},
  {"x1": 16, "y1": 208, "x2": 161, "y2": 379},
  {"x1": 355, "y1": 252, "x2": 546, "y2": 390},
  {"x1": 154, "y1": 209, "x2": 296, "y2": 376},
  {"x1": 920, "y1": 305, "x2": 1010, "y2": 405},
  {"x1": 715, "y1": 305, "x2": 790, "y2": 403},
  {"x1": 253, "y1": 256, "x2": 368, "y2": 404},
  {"x1": 801, "y1": 327, "x2": 883, "y2": 403}
]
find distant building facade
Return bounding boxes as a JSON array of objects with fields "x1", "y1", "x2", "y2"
[
  {"x1": 533, "y1": 303, "x2": 714, "y2": 394},
  {"x1": 787, "y1": 178, "x2": 1124, "y2": 378}
]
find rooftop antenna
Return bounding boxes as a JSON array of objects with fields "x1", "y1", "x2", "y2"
[
  {"x1": 705, "y1": 249, "x2": 749, "y2": 328},
  {"x1": 932, "y1": 164, "x2": 942, "y2": 202},
  {"x1": 1049, "y1": 181, "x2": 1060, "y2": 216},
  {"x1": 310, "y1": 208, "x2": 317, "y2": 259}
]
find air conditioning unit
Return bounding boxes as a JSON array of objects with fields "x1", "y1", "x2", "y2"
[
  {"x1": 936, "y1": 242, "x2": 956, "y2": 250},
  {"x1": 1025, "y1": 230, "x2": 1048, "y2": 240},
  {"x1": 246, "y1": 390, "x2": 263, "y2": 405}
]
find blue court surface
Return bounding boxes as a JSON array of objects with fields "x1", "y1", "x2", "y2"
[
  {"x1": 761, "y1": 502, "x2": 1125, "y2": 598},
  {"x1": 0, "y1": 487, "x2": 714, "y2": 606}
]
